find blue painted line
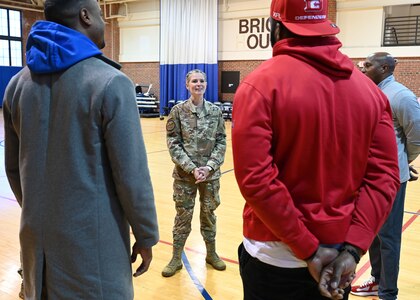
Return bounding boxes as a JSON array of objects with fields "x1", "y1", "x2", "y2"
[
  {"x1": 181, "y1": 251, "x2": 213, "y2": 300},
  {"x1": 0, "y1": 195, "x2": 17, "y2": 202},
  {"x1": 221, "y1": 168, "x2": 234, "y2": 175}
]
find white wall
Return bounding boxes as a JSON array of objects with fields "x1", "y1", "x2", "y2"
[
  {"x1": 117, "y1": 0, "x2": 420, "y2": 62},
  {"x1": 118, "y1": 0, "x2": 272, "y2": 62},
  {"x1": 119, "y1": 1, "x2": 160, "y2": 62},
  {"x1": 218, "y1": 0, "x2": 272, "y2": 61},
  {"x1": 337, "y1": 9, "x2": 384, "y2": 49},
  {"x1": 337, "y1": 0, "x2": 420, "y2": 10},
  {"x1": 337, "y1": 0, "x2": 420, "y2": 57},
  {"x1": 119, "y1": 24, "x2": 159, "y2": 62}
]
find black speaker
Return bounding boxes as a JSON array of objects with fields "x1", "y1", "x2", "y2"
[{"x1": 221, "y1": 71, "x2": 240, "y2": 93}]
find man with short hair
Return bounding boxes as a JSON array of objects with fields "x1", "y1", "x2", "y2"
[
  {"x1": 3, "y1": 0, "x2": 159, "y2": 298},
  {"x1": 232, "y1": 0, "x2": 400, "y2": 299},
  {"x1": 351, "y1": 52, "x2": 420, "y2": 300}
]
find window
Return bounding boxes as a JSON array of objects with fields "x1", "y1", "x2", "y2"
[{"x1": 0, "y1": 8, "x2": 22, "y2": 66}]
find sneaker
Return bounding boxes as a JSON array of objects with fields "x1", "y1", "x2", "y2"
[{"x1": 351, "y1": 276, "x2": 378, "y2": 296}]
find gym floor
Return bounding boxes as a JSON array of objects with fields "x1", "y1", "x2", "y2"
[{"x1": 1, "y1": 113, "x2": 419, "y2": 299}]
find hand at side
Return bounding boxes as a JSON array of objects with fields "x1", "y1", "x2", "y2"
[{"x1": 131, "y1": 242, "x2": 153, "y2": 277}]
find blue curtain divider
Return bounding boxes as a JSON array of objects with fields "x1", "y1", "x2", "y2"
[
  {"x1": 0, "y1": 66, "x2": 23, "y2": 107},
  {"x1": 159, "y1": 63, "x2": 218, "y2": 115}
]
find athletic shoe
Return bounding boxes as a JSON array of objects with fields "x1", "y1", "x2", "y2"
[{"x1": 350, "y1": 276, "x2": 378, "y2": 296}]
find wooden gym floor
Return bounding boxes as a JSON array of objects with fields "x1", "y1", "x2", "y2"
[{"x1": 0, "y1": 111, "x2": 419, "y2": 299}]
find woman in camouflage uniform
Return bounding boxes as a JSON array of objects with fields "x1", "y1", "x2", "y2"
[{"x1": 162, "y1": 69, "x2": 227, "y2": 277}]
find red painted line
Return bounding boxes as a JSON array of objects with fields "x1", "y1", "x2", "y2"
[
  {"x1": 353, "y1": 209, "x2": 420, "y2": 283},
  {"x1": 353, "y1": 261, "x2": 372, "y2": 282},
  {"x1": 158, "y1": 239, "x2": 172, "y2": 246},
  {"x1": 146, "y1": 209, "x2": 420, "y2": 273},
  {"x1": 402, "y1": 210, "x2": 420, "y2": 231}
]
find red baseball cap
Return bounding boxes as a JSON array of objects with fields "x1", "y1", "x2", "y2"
[{"x1": 271, "y1": 0, "x2": 340, "y2": 36}]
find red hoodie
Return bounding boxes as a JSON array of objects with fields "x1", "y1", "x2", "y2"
[{"x1": 232, "y1": 36, "x2": 400, "y2": 260}]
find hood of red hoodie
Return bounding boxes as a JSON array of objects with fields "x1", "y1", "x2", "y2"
[{"x1": 273, "y1": 36, "x2": 354, "y2": 78}]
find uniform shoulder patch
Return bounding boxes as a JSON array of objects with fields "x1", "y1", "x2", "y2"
[{"x1": 166, "y1": 119, "x2": 176, "y2": 132}]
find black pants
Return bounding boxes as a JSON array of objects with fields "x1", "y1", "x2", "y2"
[{"x1": 238, "y1": 243, "x2": 350, "y2": 300}]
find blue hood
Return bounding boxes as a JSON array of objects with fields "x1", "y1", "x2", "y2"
[{"x1": 26, "y1": 21, "x2": 102, "y2": 74}]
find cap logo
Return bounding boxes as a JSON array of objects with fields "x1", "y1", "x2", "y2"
[
  {"x1": 270, "y1": 0, "x2": 339, "y2": 36},
  {"x1": 304, "y1": 0, "x2": 323, "y2": 12}
]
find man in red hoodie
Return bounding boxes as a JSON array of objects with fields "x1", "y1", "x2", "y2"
[{"x1": 232, "y1": 0, "x2": 400, "y2": 299}]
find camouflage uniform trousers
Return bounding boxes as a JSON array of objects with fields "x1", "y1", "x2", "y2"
[{"x1": 172, "y1": 179, "x2": 221, "y2": 248}]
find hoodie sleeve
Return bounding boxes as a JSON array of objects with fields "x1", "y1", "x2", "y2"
[{"x1": 345, "y1": 99, "x2": 400, "y2": 252}]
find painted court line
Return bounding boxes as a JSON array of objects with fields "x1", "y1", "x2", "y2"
[
  {"x1": 353, "y1": 209, "x2": 420, "y2": 282},
  {"x1": 0, "y1": 195, "x2": 18, "y2": 202},
  {"x1": 159, "y1": 206, "x2": 420, "y2": 297},
  {"x1": 158, "y1": 239, "x2": 237, "y2": 300},
  {"x1": 159, "y1": 239, "x2": 238, "y2": 264},
  {"x1": 181, "y1": 251, "x2": 213, "y2": 300},
  {"x1": 221, "y1": 168, "x2": 234, "y2": 175},
  {"x1": 159, "y1": 240, "x2": 214, "y2": 299}
]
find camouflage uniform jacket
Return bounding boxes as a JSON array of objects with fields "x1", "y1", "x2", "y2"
[{"x1": 166, "y1": 99, "x2": 226, "y2": 181}]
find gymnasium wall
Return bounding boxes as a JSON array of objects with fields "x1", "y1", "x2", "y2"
[
  {"x1": 21, "y1": 10, "x2": 43, "y2": 65},
  {"x1": 336, "y1": 0, "x2": 420, "y2": 96},
  {"x1": 118, "y1": 0, "x2": 419, "y2": 101},
  {"x1": 351, "y1": 57, "x2": 420, "y2": 97},
  {"x1": 2, "y1": 0, "x2": 420, "y2": 103}
]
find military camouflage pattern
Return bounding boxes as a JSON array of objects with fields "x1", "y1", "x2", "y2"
[
  {"x1": 166, "y1": 99, "x2": 226, "y2": 181},
  {"x1": 166, "y1": 98, "x2": 226, "y2": 247},
  {"x1": 172, "y1": 179, "x2": 220, "y2": 247}
]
